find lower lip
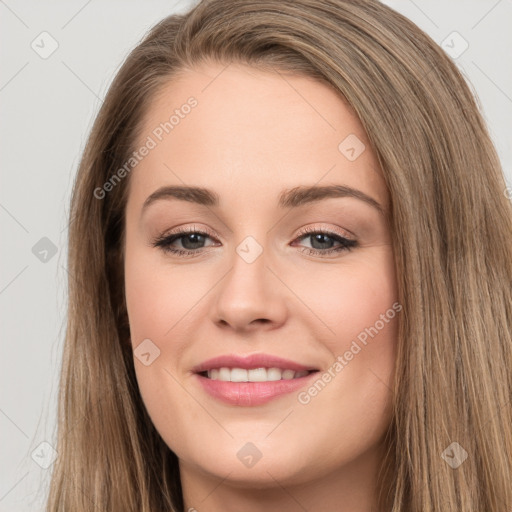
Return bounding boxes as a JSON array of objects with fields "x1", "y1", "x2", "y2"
[{"x1": 195, "y1": 372, "x2": 318, "y2": 406}]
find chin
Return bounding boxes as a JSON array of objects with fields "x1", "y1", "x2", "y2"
[{"x1": 184, "y1": 452, "x2": 309, "y2": 488}]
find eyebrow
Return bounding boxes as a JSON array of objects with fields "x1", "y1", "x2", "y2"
[{"x1": 141, "y1": 184, "x2": 385, "y2": 215}]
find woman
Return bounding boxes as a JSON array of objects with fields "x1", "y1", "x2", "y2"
[{"x1": 47, "y1": 0, "x2": 512, "y2": 510}]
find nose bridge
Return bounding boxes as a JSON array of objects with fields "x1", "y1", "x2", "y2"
[
  {"x1": 225, "y1": 233, "x2": 270, "y2": 304},
  {"x1": 211, "y1": 231, "x2": 287, "y2": 330}
]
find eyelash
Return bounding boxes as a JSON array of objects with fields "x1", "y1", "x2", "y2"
[{"x1": 151, "y1": 225, "x2": 358, "y2": 258}]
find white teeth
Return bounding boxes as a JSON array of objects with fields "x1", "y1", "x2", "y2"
[
  {"x1": 219, "y1": 367, "x2": 231, "y2": 381},
  {"x1": 247, "y1": 368, "x2": 268, "y2": 382},
  {"x1": 282, "y1": 369, "x2": 295, "y2": 380},
  {"x1": 266, "y1": 368, "x2": 282, "y2": 381},
  {"x1": 230, "y1": 368, "x2": 248, "y2": 382},
  {"x1": 205, "y1": 367, "x2": 312, "y2": 382}
]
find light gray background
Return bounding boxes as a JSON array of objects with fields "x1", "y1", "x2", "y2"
[{"x1": 1, "y1": 1, "x2": 511, "y2": 510}]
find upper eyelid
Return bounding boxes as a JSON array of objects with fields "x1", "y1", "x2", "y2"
[
  {"x1": 296, "y1": 225, "x2": 355, "y2": 240},
  {"x1": 164, "y1": 225, "x2": 355, "y2": 241}
]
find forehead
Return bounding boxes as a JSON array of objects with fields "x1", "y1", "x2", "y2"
[{"x1": 128, "y1": 62, "x2": 389, "y2": 213}]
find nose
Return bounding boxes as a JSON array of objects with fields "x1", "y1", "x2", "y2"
[{"x1": 210, "y1": 242, "x2": 288, "y2": 333}]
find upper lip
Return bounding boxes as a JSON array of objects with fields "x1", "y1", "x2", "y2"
[{"x1": 192, "y1": 353, "x2": 319, "y2": 373}]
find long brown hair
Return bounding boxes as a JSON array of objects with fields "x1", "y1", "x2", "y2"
[{"x1": 47, "y1": 0, "x2": 512, "y2": 510}]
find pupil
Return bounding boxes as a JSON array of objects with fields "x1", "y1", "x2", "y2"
[
  {"x1": 311, "y1": 234, "x2": 333, "y2": 250},
  {"x1": 182, "y1": 233, "x2": 204, "y2": 249}
]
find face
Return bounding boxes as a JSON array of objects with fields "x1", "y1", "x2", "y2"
[{"x1": 124, "y1": 61, "x2": 399, "y2": 504}]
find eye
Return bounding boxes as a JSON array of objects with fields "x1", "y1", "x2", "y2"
[
  {"x1": 152, "y1": 225, "x2": 358, "y2": 258},
  {"x1": 152, "y1": 225, "x2": 218, "y2": 257},
  {"x1": 292, "y1": 226, "x2": 358, "y2": 257}
]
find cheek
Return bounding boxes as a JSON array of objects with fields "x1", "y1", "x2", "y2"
[
  {"x1": 124, "y1": 247, "x2": 203, "y2": 452},
  {"x1": 298, "y1": 247, "x2": 398, "y2": 353},
  {"x1": 295, "y1": 248, "x2": 399, "y2": 414},
  {"x1": 124, "y1": 246, "x2": 206, "y2": 344},
  {"x1": 123, "y1": 245, "x2": 215, "y2": 417},
  {"x1": 288, "y1": 251, "x2": 399, "y2": 463}
]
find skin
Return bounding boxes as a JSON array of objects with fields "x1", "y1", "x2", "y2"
[{"x1": 124, "y1": 61, "x2": 399, "y2": 512}]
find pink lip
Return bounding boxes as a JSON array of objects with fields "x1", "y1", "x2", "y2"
[
  {"x1": 195, "y1": 372, "x2": 318, "y2": 406},
  {"x1": 191, "y1": 353, "x2": 320, "y2": 406}
]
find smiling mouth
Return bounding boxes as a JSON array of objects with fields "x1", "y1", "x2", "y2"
[
  {"x1": 198, "y1": 367, "x2": 319, "y2": 382},
  {"x1": 195, "y1": 365, "x2": 320, "y2": 406}
]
